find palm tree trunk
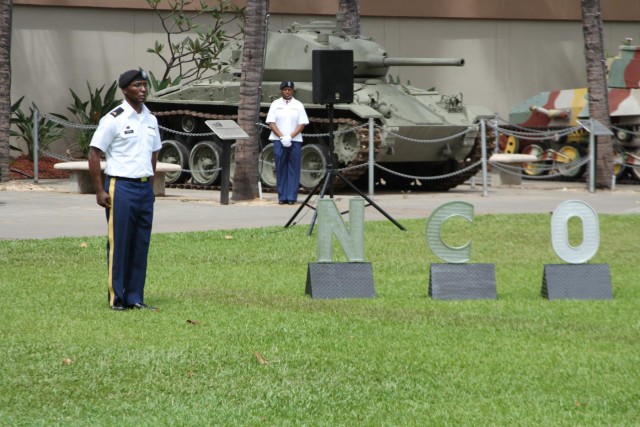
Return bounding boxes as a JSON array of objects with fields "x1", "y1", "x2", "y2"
[
  {"x1": 0, "y1": 0, "x2": 12, "y2": 183},
  {"x1": 339, "y1": 0, "x2": 360, "y2": 37},
  {"x1": 233, "y1": 0, "x2": 268, "y2": 201},
  {"x1": 582, "y1": 0, "x2": 613, "y2": 189}
]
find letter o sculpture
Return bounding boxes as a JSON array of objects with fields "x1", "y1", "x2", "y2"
[{"x1": 550, "y1": 200, "x2": 600, "y2": 264}]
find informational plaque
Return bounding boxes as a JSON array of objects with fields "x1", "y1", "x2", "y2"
[
  {"x1": 204, "y1": 120, "x2": 249, "y2": 140},
  {"x1": 576, "y1": 119, "x2": 614, "y2": 136},
  {"x1": 204, "y1": 120, "x2": 248, "y2": 205}
]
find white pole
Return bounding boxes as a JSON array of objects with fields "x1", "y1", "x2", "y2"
[
  {"x1": 33, "y1": 109, "x2": 39, "y2": 184},
  {"x1": 493, "y1": 113, "x2": 499, "y2": 154},
  {"x1": 480, "y1": 119, "x2": 488, "y2": 197},
  {"x1": 368, "y1": 118, "x2": 375, "y2": 197},
  {"x1": 589, "y1": 119, "x2": 595, "y2": 194}
]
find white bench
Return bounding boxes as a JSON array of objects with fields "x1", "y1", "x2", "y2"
[
  {"x1": 53, "y1": 161, "x2": 181, "y2": 196},
  {"x1": 488, "y1": 153, "x2": 539, "y2": 186}
]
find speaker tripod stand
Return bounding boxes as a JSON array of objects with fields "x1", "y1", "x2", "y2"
[{"x1": 284, "y1": 103, "x2": 406, "y2": 235}]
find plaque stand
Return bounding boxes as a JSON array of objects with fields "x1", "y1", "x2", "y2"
[
  {"x1": 306, "y1": 262, "x2": 375, "y2": 299},
  {"x1": 429, "y1": 263, "x2": 497, "y2": 300},
  {"x1": 541, "y1": 264, "x2": 612, "y2": 300},
  {"x1": 205, "y1": 120, "x2": 249, "y2": 205}
]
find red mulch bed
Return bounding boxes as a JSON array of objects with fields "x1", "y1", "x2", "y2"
[{"x1": 9, "y1": 155, "x2": 71, "y2": 180}]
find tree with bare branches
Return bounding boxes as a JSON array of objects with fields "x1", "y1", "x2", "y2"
[{"x1": 146, "y1": 0, "x2": 244, "y2": 88}]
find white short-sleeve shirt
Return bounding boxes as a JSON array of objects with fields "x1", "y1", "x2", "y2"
[
  {"x1": 266, "y1": 97, "x2": 310, "y2": 142},
  {"x1": 90, "y1": 101, "x2": 162, "y2": 178}
]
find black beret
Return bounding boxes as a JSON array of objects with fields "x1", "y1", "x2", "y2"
[
  {"x1": 118, "y1": 69, "x2": 148, "y2": 88},
  {"x1": 280, "y1": 80, "x2": 294, "y2": 90}
]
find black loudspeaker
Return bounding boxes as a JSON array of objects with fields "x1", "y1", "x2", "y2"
[{"x1": 312, "y1": 50, "x2": 354, "y2": 104}]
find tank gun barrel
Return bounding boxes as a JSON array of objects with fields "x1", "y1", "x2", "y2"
[
  {"x1": 368, "y1": 57, "x2": 465, "y2": 67},
  {"x1": 529, "y1": 105, "x2": 569, "y2": 119}
]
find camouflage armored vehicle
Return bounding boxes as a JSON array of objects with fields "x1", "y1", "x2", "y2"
[
  {"x1": 503, "y1": 45, "x2": 640, "y2": 180},
  {"x1": 146, "y1": 19, "x2": 494, "y2": 191}
]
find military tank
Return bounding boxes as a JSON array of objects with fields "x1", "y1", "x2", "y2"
[
  {"x1": 502, "y1": 44, "x2": 640, "y2": 180},
  {"x1": 146, "y1": 19, "x2": 494, "y2": 191}
]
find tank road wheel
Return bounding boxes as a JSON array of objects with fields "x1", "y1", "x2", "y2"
[
  {"x1": 189, "y1": 140, "x2": 222, "y2": 186},
  {"x1": 300, "y1": 143, "x2": 328, "y2": 190},
  {"x1": 498, "y1": 134, "x2": 519, "y2": 154},
  {"x1": 158, "y1": 139, "x2": 190, "y2": 184},
  {"x1": 521, "y1": 144, "x2": 547, "y2": 176},
  {"x1": 259, "y1": 143, "x2": 277, "y2": 189},
  {"x1": 333, "y1": 125, "x2": 361, "y2": 164},
  {"x1": 556, "y1": 144, "x2": 586, "y2": 178},
  {"x1": 615, "y1": 127, "x2": 633, "y2": 143}
]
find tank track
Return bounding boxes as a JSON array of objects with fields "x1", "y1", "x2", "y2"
[
  {"x1": 156, "y1": 106, "x2": 484, "y2": 192},
  {"x1": 497, "y1": 125, "x2": 590, "y2": 182},
  {"x1": 153, "y1": 109, "x2": 381, "y2": 191},
  {"x1": 498, "y1": 124, "x2": 640, "y2": 183}
]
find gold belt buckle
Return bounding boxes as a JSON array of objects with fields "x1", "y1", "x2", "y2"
[{"x1": 141, "y1": 177, "x2": 148, "y2": 182}]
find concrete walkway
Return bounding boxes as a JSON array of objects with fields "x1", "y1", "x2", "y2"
[{"x1": 1, "y1": 178, "x2": 639, "y2": 240}]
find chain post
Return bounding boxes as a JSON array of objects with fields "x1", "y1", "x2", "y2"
[
  {"x1": 589, "y1": 119, "x2": 596, "y2": 194},
  {"x1": 368, "y1": 118, "x2": 374, "y2": 197},
  {"x1": 33, "y1": 109, "x2": 39, "y2": 184},
  {"x1": 480, "y1": 119, "x2": 488, "y2": 197}
]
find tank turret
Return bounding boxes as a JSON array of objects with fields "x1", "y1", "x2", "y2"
[
  {"x1": 225, "y1": 20, "x2": 465, "y2": 82},
  {"x1": 146, "y1": 19, "x2": 494, "y2": 191},
  {"x1": 607, "y1": 45, "x2": 640, "y2": 89}
]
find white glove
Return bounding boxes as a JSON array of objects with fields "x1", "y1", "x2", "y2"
[{"x1": 281, "y1": 135, "x2": 292, "y2": 147}]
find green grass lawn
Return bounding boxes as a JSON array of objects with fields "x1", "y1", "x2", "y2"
[{"x1": 1, "y1": 214, "x2": 639, "y2": 426}]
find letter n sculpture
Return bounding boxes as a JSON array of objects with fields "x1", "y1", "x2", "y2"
[
  {"x1": 305, "y1": 197, "x2": 375, "y2": 299},
  {"x1": 426, "y1": 201, "x2": 497, "y2": 300}
]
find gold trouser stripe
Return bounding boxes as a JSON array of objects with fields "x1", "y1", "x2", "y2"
[{"x1": 107, "y1": 178, "x2": 116, "y2": 306}]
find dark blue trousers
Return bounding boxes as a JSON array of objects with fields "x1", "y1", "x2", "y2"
[
  {"x1": 105, "y1": 177, "x2": 154, "y2": 307},
  {"x1": 273, "y1": 140, "x2": 302, "y2": 203}
]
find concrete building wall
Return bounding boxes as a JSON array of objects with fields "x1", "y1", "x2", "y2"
[{"x1": 10, "y1": 4, "x2": 640, "y2": 152}]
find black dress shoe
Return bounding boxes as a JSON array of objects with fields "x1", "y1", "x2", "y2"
[
  {"x1": 287, "y1": 201, "x2": 296, "y2": 205},
  {"x1": 127, "y1": 303, "x2": 158, "y2": 311},
  {"x1": 110, "y1": 305, "x2": 126, "y2": 311},
  {"x1": 278, "y1": 201, "x2": 285, "y2": 205}
]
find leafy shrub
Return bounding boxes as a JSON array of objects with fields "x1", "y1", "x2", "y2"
[
  {"x1": 66, "y1": 81, "x2": 121, "y2": 157},
  {"x1": 148, "y1": 71, "x2": 182, "y2": 93},
  {"x1": 10, "y1": 96, "x2": 65, "y2": 158}
]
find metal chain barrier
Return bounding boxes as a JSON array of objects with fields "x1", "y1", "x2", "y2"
[
  {"x1": 44, "y1": 113, "x2": 97, "y2": 131},
  {"x1": 34, "y1": 110, "x2": 638, "y2": 192},
  {"x1": 489, "y1": 119, "x2": 583, "y2": 141},
  {"x1": 256, "y1": 121, "x2": 368, "y2": 138},
  {"x1": 374, "y1": 159, "x2": 483, "y2": 181},
  {"x1": 159, "y1": 127, "x2": 218, "y2": 138},
  {"x1": 611, "y1": 124, "x2": 640, "y2": 137},
  {"x1": 41, "y1": 150, "x2": 77, "y2": 162},
  {"x1": 490, "y1": 155, "x2": 591, "y2": 180},
  {"x1": 379, "y1": 124, "x2": 477, "y2": 144},
  {"x1": 259, "y1": 157, "x2": 368, "y2": 174}
]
